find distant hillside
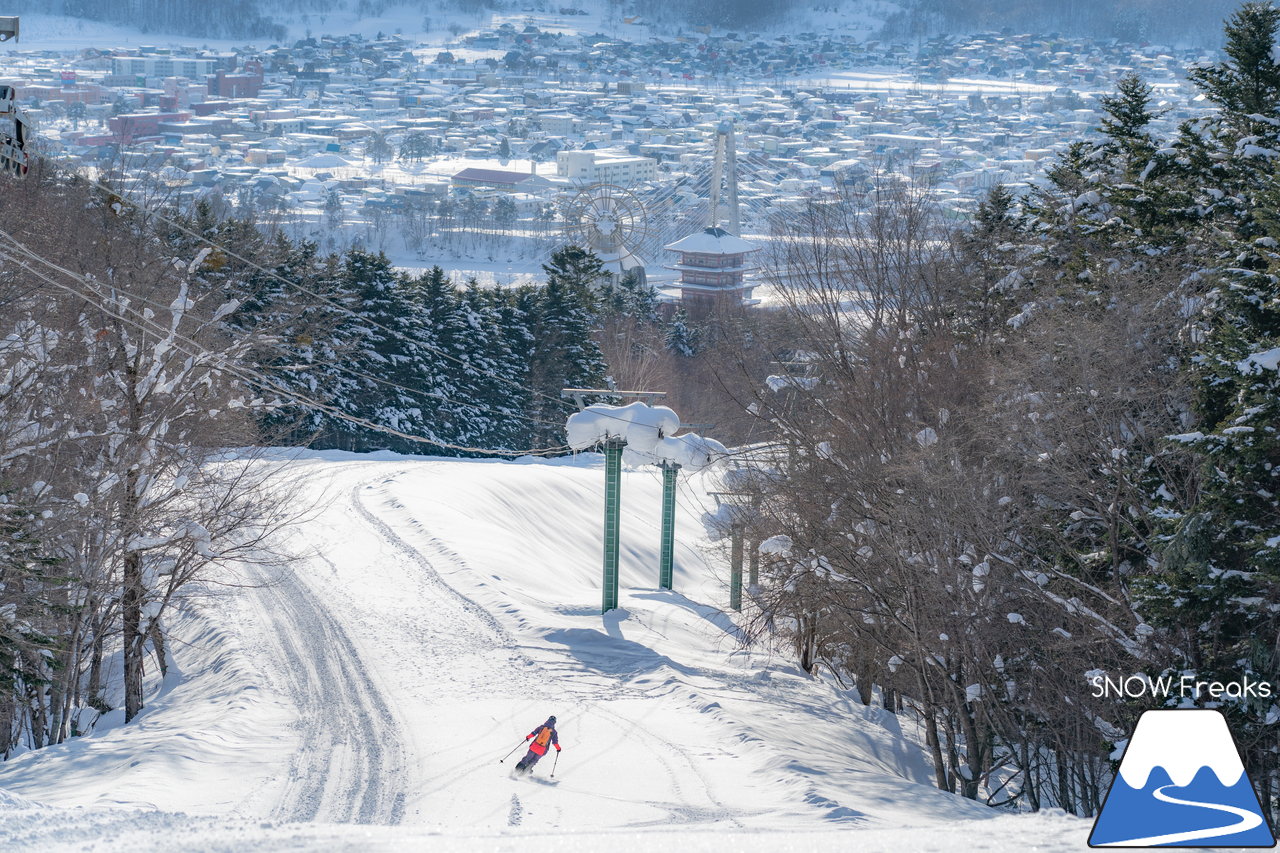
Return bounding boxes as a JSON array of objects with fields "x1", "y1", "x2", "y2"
[
  {"x1": 7, "y1": 0, "x2": 1240, "y2": 45},
  {"x1": 4, "y1": 1, "x2": 890, "y2": 43},
  {"x1": 23, "y1": 0, "x2": 292, "y2": 40},
  {"x1": 885, "y1": 0, "x2": 1242, "y2": 46}
]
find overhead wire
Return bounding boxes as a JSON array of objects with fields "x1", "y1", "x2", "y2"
[
  {"x1": 35, "y1": 161, "x2": 658, "y2": 435},
  {"x1": 0, "y1": 237, "x2": 571, "y2": 458},
  {"x1": 0, "y1": 225, "x2": 576, "y2": 436}
]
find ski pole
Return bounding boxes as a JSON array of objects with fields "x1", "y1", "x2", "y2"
[
  {"x1": 551, "y1": 750, "x2": 560, "y2": 778},
  {"x1": 500, "y1": 741, "x2": 524, "y2": 763}
]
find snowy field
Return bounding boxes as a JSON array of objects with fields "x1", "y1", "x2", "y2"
[
  {"x1": 789, "y1": 69, "x2": 1079, "y2": 96},
  {"x1": 0, "y1": 450, "x2": 1094, "y2": 850}
]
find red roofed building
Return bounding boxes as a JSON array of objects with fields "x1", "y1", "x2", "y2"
[
  {"x1": 109, "y1": 112, "x2": 192, "y2": 142},
  {"x1": 208, "y1": 60, "x2": 263, "y2": 99},
  {"x1": 450, "y1": 167, "x2": 550, "y2": 191}
]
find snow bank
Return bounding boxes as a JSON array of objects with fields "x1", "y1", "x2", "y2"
[{"x1": 0, "y1": 787, "x2": 40, "y2": 809}]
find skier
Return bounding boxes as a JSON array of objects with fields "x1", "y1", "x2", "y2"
[{"x1": 514, "y1": 715, "x2": 560, "y2": 774}]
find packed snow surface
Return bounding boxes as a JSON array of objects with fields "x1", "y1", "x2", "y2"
[{"x1": 0, "y1": 450, "x2": 1092, "y2": 850}]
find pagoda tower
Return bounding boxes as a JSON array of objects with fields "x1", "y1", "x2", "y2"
[
  {"x1": 663, "y1": 226, "x2": 760, "y2": 309},
  {"x1": 662, "y1": 123, "x2": 760, "y2": 310}
]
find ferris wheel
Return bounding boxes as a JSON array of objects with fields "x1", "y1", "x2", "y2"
[{"x1": 560, "y1": 183, "x2": 651, "y2": 271}]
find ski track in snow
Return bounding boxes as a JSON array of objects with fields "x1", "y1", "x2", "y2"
[
  {"x1": 356, "y1": 466, "x2": 761, "y2": 828},
  {"x1": 247, "y1": 557, "x2": 408, "y2": 825},
  {"x1": 0, "y1": 454, "x2": 1099, "y2": 849}
]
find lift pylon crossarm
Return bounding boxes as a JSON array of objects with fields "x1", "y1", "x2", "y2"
[
  {"x1": 560, "y1": 387, "x2": 667, "y2": 410},
  {"x1": 560, "y1": 388, "x2": 668, "y2": 398}
]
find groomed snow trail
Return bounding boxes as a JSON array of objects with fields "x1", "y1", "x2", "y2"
[
  {"x1": 342, "y1": 462, "x2": 756, "y2": 831},
  {"x1": 0, "y1": 451, "x2": 1098, "y2": 850},
  {"x1": 246, "y1": 557, "x2": 408, "y2": 824}
]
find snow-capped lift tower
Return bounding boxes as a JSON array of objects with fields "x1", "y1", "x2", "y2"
[
  {"x1": 0, "y1": 84, "x2": 30, "y2": 177},
  {"x1": 0, "y1": 17, "x2": 28, "y2": 178}
]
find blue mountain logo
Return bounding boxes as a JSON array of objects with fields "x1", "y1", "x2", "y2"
[{"x1": 1090, "y1": 709, "x2": 1276, "y2": 847}]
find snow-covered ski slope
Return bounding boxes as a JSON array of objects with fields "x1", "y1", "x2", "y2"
[{"x1": 0, "y1": 451, "x2": 1089, "y2": 850}]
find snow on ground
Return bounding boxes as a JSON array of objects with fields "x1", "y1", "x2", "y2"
[
  {"x1": 0, "y1": 450, "x2": 1092, "y2": 850},
  {"x1": 789, "y1": 69, "x2": 1081, "y2": 96}
]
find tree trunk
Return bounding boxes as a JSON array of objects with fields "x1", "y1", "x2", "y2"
[
  {"x1": 25, "y1": 656, "x2": 47, "y2": 749},
  {"x1": 123, "y1": 361, "x2": 146, "y2": 724},
  {"x1": 1021, "y1": 737, "x2": 1040, "y2": 811},
  {"x1": 148, "y1": 619, "x2": 168, "y2": 678},
  {"x1": 1056, "y1": 747, "x2": 1075, "y2": 813},
  {"x1": 122, "y1": 546, "x2": 145, "y2": 723},
  {"x1": 86, "y1": 617, "x2": 109, "y2": 711},
  {"x1": 924, "y1": 710, "x2": 949, "y2": 791},
  {"x1": 855, "y1": 662, "x2": 874, "y2": 706}
]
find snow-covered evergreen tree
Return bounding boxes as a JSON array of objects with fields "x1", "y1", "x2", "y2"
[
  {"x1": 335, "y1": 250, "x2": 436, "y2": 452},
  {"x1": 526, "y1": 259, "x2": 608, "y2": 448},
  {"x1": 460, "y1": 282, "x2": 534, "y2": 451},
  {"x1": 663, "y1": 307, "x2": 701, "y2": 357}
]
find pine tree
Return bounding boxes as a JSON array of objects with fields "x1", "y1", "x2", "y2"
[
  {"x1": 526, "y1": 270, "x2": 607, "y2": 448},
  {"x1": 663, "y1": 306, "x2": 700, "y2": 357},
  {"x1": 336, "y1": 250, "x2": 434, "y2": 452},
  {"x1": 1098, "y1": 73, "x2": 1160, "y2": 169},
  {"x1": 1137, "y1": 2, "x2": 1280, "y2": 795},
  {"x1": 461, "y1": 283, "x2": 533, "y2": 450},
  {"x1": 543, "y1": 244, "x2": 607, "y2": 300},
  {"x1": 1174, "y1": 2, "x2": 1280, "y2": 255},
  {"x1": 1187, "y1": 2, "x2": 1280, "y2": 136},
  {"x1": 948, "y1": 184, "x2": 1026, "y2": 342},
  {"x1": 1149, "y1": 180, "x2": 1280, "y2": 723}
]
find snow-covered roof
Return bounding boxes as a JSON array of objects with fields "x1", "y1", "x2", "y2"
[{"x1": 663, "y1": 226, "x2": 760, "y2": 255}]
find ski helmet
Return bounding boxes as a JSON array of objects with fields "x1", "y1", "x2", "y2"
[{"x1": 547, "y1": 715, "x2": 556, "y2": 725}]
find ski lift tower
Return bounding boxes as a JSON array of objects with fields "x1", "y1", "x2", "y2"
[
  {"x1": 0, "y1": 18, "x2": 31, "y2": 178},
  {"x1": 562, "y1": 388, "x2": 668, "y2": 614}
]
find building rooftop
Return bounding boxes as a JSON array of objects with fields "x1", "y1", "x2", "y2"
[
  {"x1": 452, "y1": 166, "x2": 536, "y2": 184},
  {"x1": 664, "y1": 226, "x2": 760, "y2": 255}
]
